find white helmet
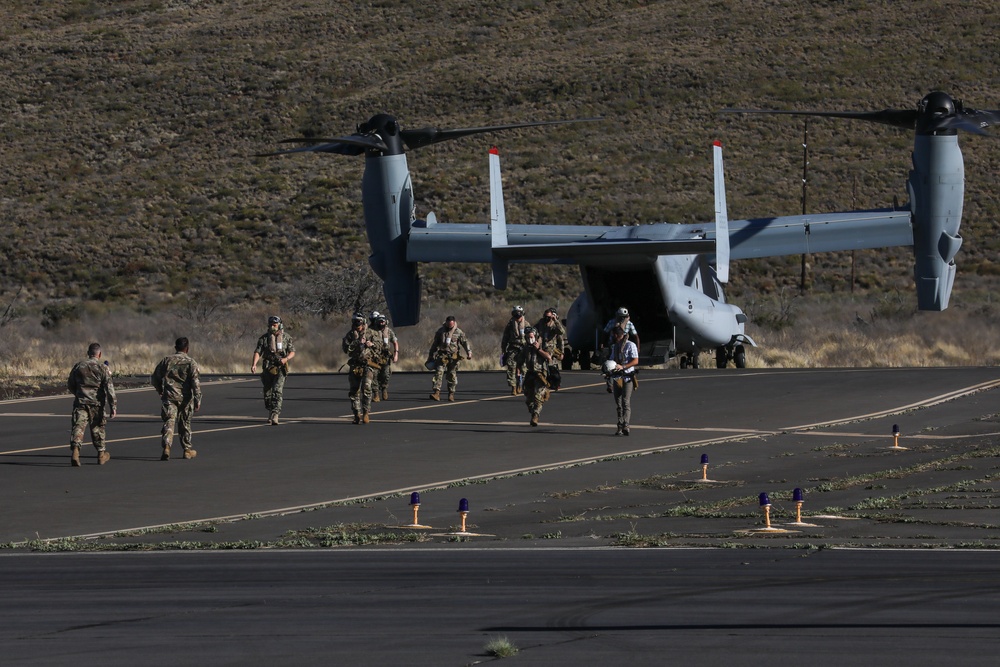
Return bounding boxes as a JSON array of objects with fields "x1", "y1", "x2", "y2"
[
  {"x1": 602, "y1": 360, "x2": 617, "y2": 374},
  {"x1": 616, "y1": 307, "x2": 629, "y2": 318}
]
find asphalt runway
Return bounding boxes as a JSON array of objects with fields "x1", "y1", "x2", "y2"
[
  {"x1": 2, "y1": 367, "x2": 1000, "y2": 544},
  {"x1": 3, "y1": 367, "x2": 1000, "y2": 665},
  {"x1": 3, "y1": 548, "x2": 1000, "y2": 665}
]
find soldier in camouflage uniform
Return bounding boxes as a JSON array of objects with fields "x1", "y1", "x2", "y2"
[
  {"x1": 151, "y1": 337, "x2": 202, "y2": 461},
  {"x1": 342, "y1": 312, "x2": 379, "y2": 424},
  {"x1": 67, "y1": 342, "x2": 117, "y2": 467},
  {"x1": 368, "y1": 311, "x2": 398, "y2": 402},
  {"x1": 427, "y1": 315, "x2": 472, "y2": 402},
  {"x1": 516, "y1": 326, "x2": 552, "y2": 427},
  {"x1": 500, "y1": 305, "x2": 527, "y2": 395},
  {"x1": 534, "y1": 307, "x2": 566, "y2": 390},
  {"x1": 251, "y1": 315, "x2": 296, "y2": 425}
]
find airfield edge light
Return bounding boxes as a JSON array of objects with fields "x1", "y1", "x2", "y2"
[
  {"x1": 793, "y1": 488, "x2": 804, "y2": 524},
  {"x1": 759, "y1": 492, "x2": 772, "y2": 529},
  {"x1": 458, "y1": 498, "x2": 470, "y2": 533},
  {"x1": 889, "y1": 423, "x2": 908, "y2": 450},
  {"x1": 410, "y1": 492, "x2": 421, "y2": 527}
]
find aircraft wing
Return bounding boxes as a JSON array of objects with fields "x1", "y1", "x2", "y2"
[
  {"x1": 409, "y1": 220, "x2": 715, "y2": 265},
  {"x1": 727, "y1": 209, "x2": 913, "y2": 259},
  {"x1": 492, "y1": 238, "x2": 714, "y2": 260},
  {"x1": 407, "y1": 209, "x2": 913, "y2": 266}
]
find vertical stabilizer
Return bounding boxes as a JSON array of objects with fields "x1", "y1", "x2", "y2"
[
  {"x1": 713, "y1": 140, "x2": 730, "y2": 283},
  {"x1": 489, "y1": 146, "x2": 510, "y2": 289}
]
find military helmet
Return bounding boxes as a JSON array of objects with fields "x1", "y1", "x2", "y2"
[
  {"x1": 352, "y1": 312, "x2": 365, "y2": 324},
  {"x1": 268, "y1": 315, "x2": 281, "y2": 325},
  {"x1": 546, "y1": 308, "x2": 558, "y2": 318},
  {"x1": 511, "y1": 305, "x2": 524, "y2": 316},
  {"x1": 369, "y1": 310, "x2": 381, "y2": 321},
  {"x1": 603, "y1": 360, "x2": 618, "y2": 374},
  {"x1": 616, "y1": 307, "x2": 629, "y2": 318},
  {"x1": 524, "y1": 326, "x2": 536, "y2": 335}
]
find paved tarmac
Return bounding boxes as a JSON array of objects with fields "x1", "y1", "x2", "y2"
[
  {"x1": 2, "y1": 367, "x2": 1000, "y2": 546},
  {"x1": 3, "y1": 367, "x2": 1000, "y2": 665},
  {"x1": 3, "y1": 548, "x2": 999, "y2": 666}
]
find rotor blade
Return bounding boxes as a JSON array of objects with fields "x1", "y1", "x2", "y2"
[
  {"x1": 400, "y1": 118, "x2": 601, "y2": 150},
  {"x1": 256, "y1": 134, "x2": 388, "y2": 157},
  {"x1": 942, "y1": 110, "x2": 1000, "y2": 136},
  {"x1": 721, "y1": 108, "x2": 918, "y2": 130}
]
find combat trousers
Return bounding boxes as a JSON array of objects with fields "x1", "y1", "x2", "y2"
[
  {"x1": 261, "y1": 369, "x2": 286, "y2": 415},
  {"x1": 70, "y1": 404, "x2": 107, "y2": 452},
  {"x1": 432, "y1": 358, "x2": 460, "y2": 393},
  {"x1": 504, "y1": 348, "x2": 523, "y2": 388},
  {"x1": 523, "y1": 372, "x2": 549, "y2": 418},
  {"x1": 375, "y1": 363, "x2": 392, "y2": 395},
  {"x1": 161, "y1": 399, "x2": 195, "y2": 452},
  {"x1": 612, "y1": 376, "x2": 633, "y2": 429},
  {"x1": 349, "y1": 365, "x2": 374, "y2": 414}
]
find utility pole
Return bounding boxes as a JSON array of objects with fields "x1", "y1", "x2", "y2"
[
  {"x1": 850, "y1": 174, "x2": 857, "y2": 293},
  {"x1": 800, "y1": 119, "x2": 810, "y2": 293}
]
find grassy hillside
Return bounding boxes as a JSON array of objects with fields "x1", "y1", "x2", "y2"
[{"x1": 0, "y1": 0, "x2": 998, "y2": 316}]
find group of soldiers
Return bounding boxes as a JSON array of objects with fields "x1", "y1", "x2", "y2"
[
  {"x1": 500, "y1": 306, "x2": 566, "y2": 427},
  {"x1": 341, "y1": 310, "x2": 399, "y2": 424},
  {"x1": 68, "y1": 337, "x2": 202, "y2": 467},
  {"x1": 67, "y1": 306, "x2": 641, "y2": 465}
]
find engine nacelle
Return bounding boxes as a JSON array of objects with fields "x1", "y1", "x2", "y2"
[
  {"x1": 363, "y1": 154, "x2": 422, "y2": 326},
  {"x1": 908, "y1": 135, "x2": 964, "y2": 311}
]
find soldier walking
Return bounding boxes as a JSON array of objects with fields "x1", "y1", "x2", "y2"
[
  {"x1": 427, "y1": 315, "x2": 472, "y2": 401},
  {"x1": 250, "y1": 315, "x2": 296, "y2": 425},
  {"x1": 516, "y1": 326, "x2": 552, "y2": 427},
  {"x1": 500, "y1": 305, "x2": 527, "y2": 395},
  {"x1": 368, "y1": 311, "x2": 398, "y2": 402},
  {"x1": 151, "y1": 337, "x2": 202, "y2": 460},
  {"x1": 67, "y1": 343, "x2": 117, "y2": 467},
  {"x1": 534, "y1": 307, "x2": 566, "y2": 390},
  {"x1": 343, "y1": 312, "x2": 379, "y2": 424}
]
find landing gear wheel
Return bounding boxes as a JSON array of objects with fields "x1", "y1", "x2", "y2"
[
  {"x1": 716, "y1": 347, "x2": 728, "y2": 369},
  {"x1": 561, "y1": 348, "x2": 574, "y2": 371},
  {"x1": 691, "y1": 355, "x2": 700, "y2": 369},
  {"x1": 734, "y1": 345, "x2": 747, "y2": 368},
  {"x1": 679, "y1": 356, "x2": 689, "y2": 369},
  {"x1": 578, "y1": 350, "x2": 592, "y2": 371}
]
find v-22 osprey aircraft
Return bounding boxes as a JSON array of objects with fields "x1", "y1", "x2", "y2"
[{"x1": 261, "y1": 91, "x2": 998, "y2": 369}]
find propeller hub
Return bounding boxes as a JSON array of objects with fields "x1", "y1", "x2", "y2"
[
  {"x1": 917, "y1": 91, "x2": 958, "y2": 135},
  {"x1": 358, "y1": 114, "x2": 405, "y2": 155}
]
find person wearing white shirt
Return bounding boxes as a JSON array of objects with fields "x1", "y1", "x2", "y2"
[{"x1": 608, "y1": 325, "x2": 639, "y2": 435}]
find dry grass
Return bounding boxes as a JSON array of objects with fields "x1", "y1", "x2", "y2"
[{"x1": 3, "y1": 287, "x2": 998, "y2": 399}]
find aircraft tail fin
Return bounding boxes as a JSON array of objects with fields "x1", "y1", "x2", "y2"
[
  {"x1": 489, "y1": 146, "x2": 509, "y2": 289},
  {"x1": 713, "y1": 140, "x2": 730, "y2": 283}
]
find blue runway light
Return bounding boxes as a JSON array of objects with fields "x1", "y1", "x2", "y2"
[
  {"x1": 458, "y1": 498, "x2": 469, "y2": 513},
  {"x1": 793, "y1": 488, "x2": 804, "y2": 502},
  {"x1": 759, "y1": 492, "x2": 770, "y2": 507},
  {"x1": 701, "y1": 454, "x2": 709, "y2": 465},
  {"x1": 892, "y1": 424, "x2": 900, "y2": 435},
  {"x1": 410, "y1": 492, "x2": 421, "y2": 506}
]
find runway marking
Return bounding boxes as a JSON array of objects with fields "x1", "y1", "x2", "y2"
[
  {"x1": 779, "y1": 377, "x2": 1000, "y2": 431},
  {"x1": 1, "y1": 422, "x2": 268, "y2": 455},
  {"x1": 0, "y1": 377, "x2": 254, "y2": 406}
]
